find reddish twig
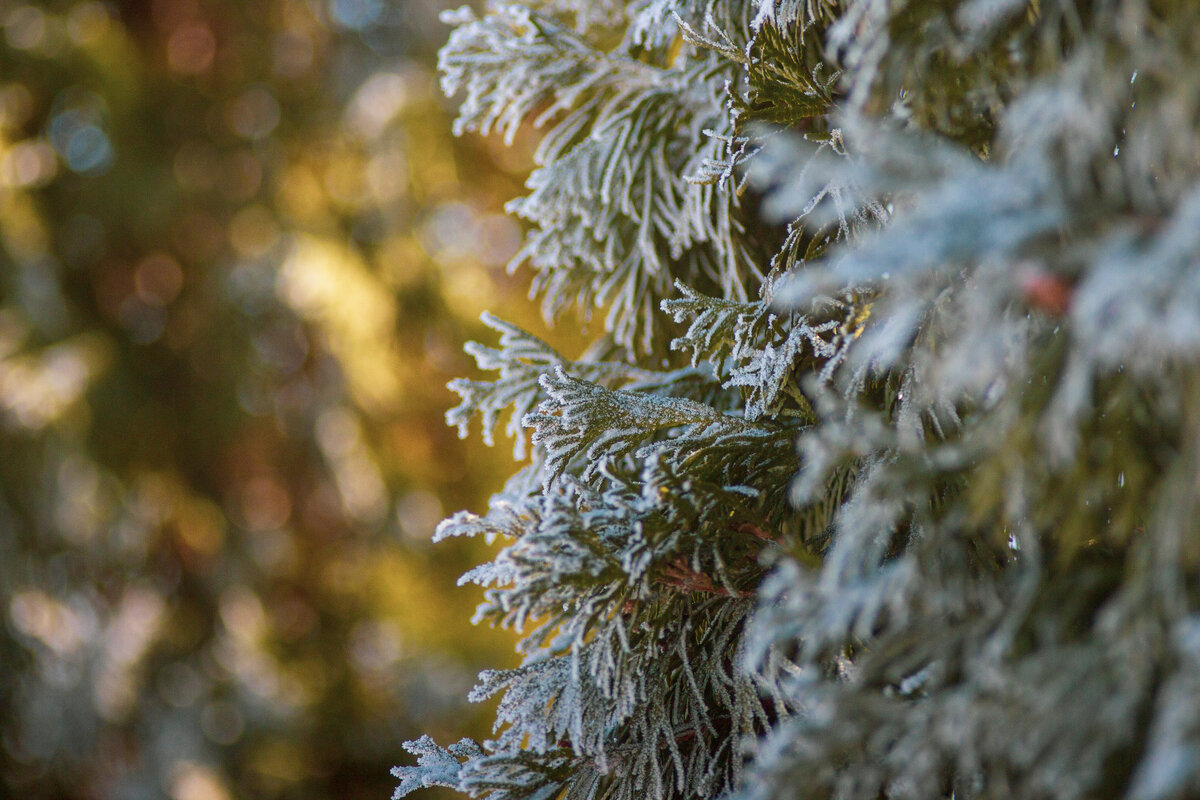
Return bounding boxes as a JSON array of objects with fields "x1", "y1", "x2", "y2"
[
  {"x1": 733, "y1": 522, "x2": 781, "y2": 543},
  {"x1": 660, "y1": 558, "x2": 753, "y2": 598}
]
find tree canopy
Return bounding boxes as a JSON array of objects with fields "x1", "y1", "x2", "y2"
[{"x1": 0, "y1": 2, "x2": 529, "y2": 798}]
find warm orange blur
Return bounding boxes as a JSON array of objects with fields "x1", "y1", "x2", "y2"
[{"x1": 0, "y1": 1, "x2": 558, "y2": 798}]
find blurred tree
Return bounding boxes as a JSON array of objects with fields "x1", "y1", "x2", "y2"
[{"x1": 0, "y1": 1, "x2": 539, "y2": 798}]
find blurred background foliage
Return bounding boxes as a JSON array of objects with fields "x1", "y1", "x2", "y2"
[{"x1": 0, "y1": 0, "x2": 560, "y2": 797}]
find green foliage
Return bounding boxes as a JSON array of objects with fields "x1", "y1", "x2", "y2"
[{"x1": 404, "y1": 1, "x2": 1200, "y2": 800}]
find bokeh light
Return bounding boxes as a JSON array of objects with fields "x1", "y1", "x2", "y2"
[{"x1": 0, "y1": 1, "x2": 563, "y2": 798}]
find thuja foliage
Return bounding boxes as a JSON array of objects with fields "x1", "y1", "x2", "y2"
[{"x1": 397, "y1": 1, "x2": 1200, "y2": 798}]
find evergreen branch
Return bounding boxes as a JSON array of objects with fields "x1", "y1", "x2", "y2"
[
  {"x1": 440, "y1": 4, "x2": 664, "y2": 144},
  {"x1": 392, "y1": 736, "x2": 484, "y2": 798},
  {"x1": 448, "y1": 313, "x2": 716, "y2": 459},
  {"x1": 524, "y1": 366, "x2": 765, "y2": 486}
]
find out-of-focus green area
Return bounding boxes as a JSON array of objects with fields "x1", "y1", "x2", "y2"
[{"x1": 0, "y1": 1, "x2": 549, "y2": 798}]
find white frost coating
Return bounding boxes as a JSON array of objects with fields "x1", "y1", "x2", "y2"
[{"x1": 403, "y1": 2, "x2": 1200, "y2": 800}]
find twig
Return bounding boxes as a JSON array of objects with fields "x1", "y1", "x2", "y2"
[
  {"x1": 660, "y1": 558, "x2": 753, "y2": 598},
  {"x1": 733, "y1": 522, "x2": 781, "y2": 543}
]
